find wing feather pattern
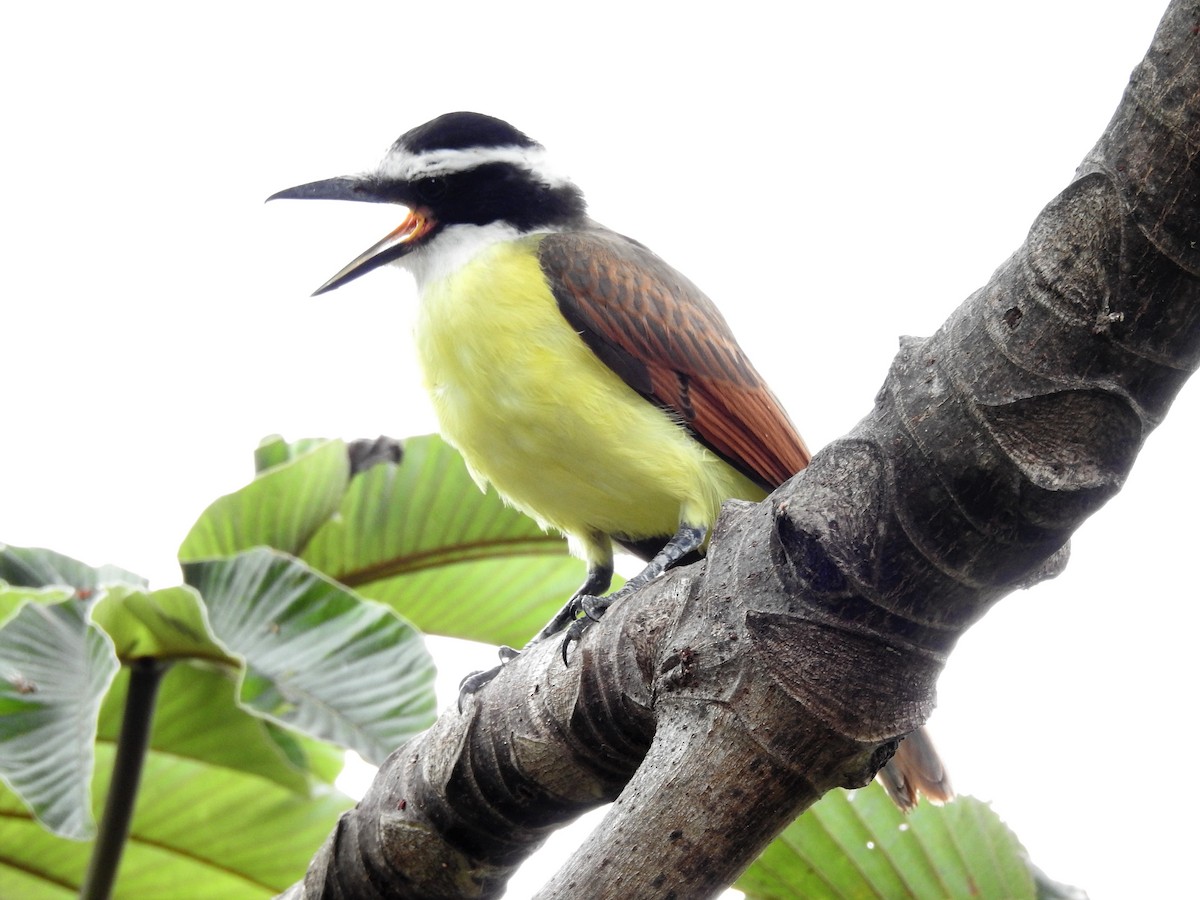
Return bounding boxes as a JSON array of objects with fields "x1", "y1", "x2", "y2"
[{"x1": 538, "y1": 229, "x2": 810, "y2": 489}]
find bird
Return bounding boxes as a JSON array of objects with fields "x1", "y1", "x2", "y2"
[{"x1": 269, "y1": 111, "x2": 951, "y2": 808}]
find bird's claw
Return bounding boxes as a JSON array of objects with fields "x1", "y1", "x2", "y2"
[
  {"x1": 558, "y1": 594, "x2": 613, "y2": 664},
  {"x1": 458, "y1": 666, "x2": 500, "y2": 711},
  {"x1": 560, "y1": 618, "x2": 588, "y2": 664},
  {"x1": 580, "y1": 594, "x2": 611, "y2": 622},
  {"x1": 456, "y1": 645, "x2": 521, "y2": 712}
]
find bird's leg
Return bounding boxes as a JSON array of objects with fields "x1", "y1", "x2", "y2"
[
  {"x1": 459, "y1": 518, "x2": 708, "y2": 702},
  {"x1": 533, "y1": 562, "x2": 615, "y2": 642},
  {"x1": 457, "y1": 557, "x2": 614, "y2": 706},
  {"x1": 561, "y1": 522, "x2": 706, "y2": 662}
]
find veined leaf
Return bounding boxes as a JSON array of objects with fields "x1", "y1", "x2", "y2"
[
  {"x1": 357, "y1": 553, "x2": 590, "y2": 649},
  {"x1": 184, "y1": 549, "x2": 436, "y2": 764},
  {"x1": 0, "y1": 584, "x2": 73, "y2": 630},
  {"x1": 0, "y1": 663, "x2": 354, "y2": 899},
  {"x1": 98, "y1": 662, "x2": 341, "y2": 795},
  {"x1": 0, "y1": 543, "x2": 146, "y2": 593},
  {"x1": 254, "y1": 434, "x2": 333, "y2": 475},
  {"x1": 0, "y1": 599, "x2": 119, "y2": 839},
  {"x1": 177, "y1": 435, "x2": 593, "y2": 648},
  {"x1": 737, "y1": 785, "x2": 1037, "y2": 900},
  {"x1": 0, "y1": 543, "x2": 365, "y2": 850},
  {"x1": 179, "y1": 439, "x2": 349, "y2": 560},
  {"x1": 91, "y1": 584, "x2": 234, "y2": 664},
  {"x1": 300, "y1": 434, "x2": 589, "y2": 646}
]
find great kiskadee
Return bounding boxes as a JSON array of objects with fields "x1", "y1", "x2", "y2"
[{"x1": 269, "y1": 112, "x2": 950, "y2": 808}]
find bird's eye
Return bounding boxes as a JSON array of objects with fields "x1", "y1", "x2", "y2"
[{"x1": 415, "y1": 176, "x2": 448, "y2": 203}]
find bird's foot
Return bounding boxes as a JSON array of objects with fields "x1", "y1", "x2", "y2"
[
  {"x1": 559, "y1": 594, "x2": 614, "y2": 663},
  {"x1": 457, "y1": 644, "x2": 520, "y2": 711},
  {"x1": 580, "y1": 594, "x2": 612, "y2": 621}
]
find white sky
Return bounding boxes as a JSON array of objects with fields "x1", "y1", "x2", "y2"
[{"x1": 2, "y1": 2, "x2": 1194, "y2": 898}]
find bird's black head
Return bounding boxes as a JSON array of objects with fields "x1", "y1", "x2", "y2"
[
  {"x1": 398, "y1": 111, "x2": 538, "y2": 154},
  {"x1": 375, "y1": 112, "x2": 586, "y2": 231},
  {"x1": 268, "y1": 112, "x2": 587, "y2": 294}
]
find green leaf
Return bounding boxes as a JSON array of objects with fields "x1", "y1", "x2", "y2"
[
  {"x1": 184, "y1": 548, "x2": 436, "y2": 764},
  {"x1": 0, "y1": 599, "x2": 120, "y2": 839},
  {"x1": 61, "y1": 565, "x2": 346, "y2": 784},
  {"x1": 177, "y1": 435, "x2": 592, "y2": 647},
  {"x1": 301, "y1": 434, "x2": 590, "y2": 646},
  {"x1": 0, "y1": 663, "x2": 354, "y2": 899},
  {"x1": 261, "y1": 720, "x2": 346, "y2": 786},
  {"x1": 253, "y1": 434, "x2": 332, "y2": 475},
  {"x1": 0, "y1": 584, "x2": 73, "y2": 630},
  {"x1": 0, "y1": 543, "x2": 147, "y2": 592},
  {"x1": 736, "y1": 786, "x2": 1037, "y2": 900},
  {"x1": 90, "y1": 585, "x2": 234, "y2": 664},
  {"x1": 84, "y1": 746, "x2": 347, "y2": 897},
  {"x1": 98, "y1": 663, "x2": 336, "y2": 795},
  {"x1": 356, "y1": 554, "x2": 591, "y2": 649},
  {"x1": 179, "y1": 439, "x2": 350, "y2": 561}
]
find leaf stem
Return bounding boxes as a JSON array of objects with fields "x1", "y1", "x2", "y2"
[{"x1": 80, "y1": 658, "x2": 168, "y2": 900}]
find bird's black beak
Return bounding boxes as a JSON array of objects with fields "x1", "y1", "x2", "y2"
[{"x1": 268, "y1": 176, "x2": 436, "y2": 295}]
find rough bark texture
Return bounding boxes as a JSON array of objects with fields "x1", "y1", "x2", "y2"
[{"x1": 284, "y1": 3, "x2": 1200, "y2": 898}]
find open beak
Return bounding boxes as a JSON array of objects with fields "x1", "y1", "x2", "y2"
[
  {"x1": 267, "y1": 176, "x2": 436, "y2": 295},
  {"x1": 307, "y1": 207, "x2": 434, "y2": 295}
]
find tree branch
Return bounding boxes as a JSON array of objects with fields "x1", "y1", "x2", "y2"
[{"x1": 285, "y1": 2, "x2": 1200, "y2": 897}]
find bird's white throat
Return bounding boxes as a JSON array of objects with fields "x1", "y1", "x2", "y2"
[{"x1": 397, "y1": 221, "x2": 537, "y2": 292}]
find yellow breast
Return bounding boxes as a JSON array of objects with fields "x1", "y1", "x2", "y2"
[{"x1": 413, "y1": 233, "x2": 763, "y2": 547}]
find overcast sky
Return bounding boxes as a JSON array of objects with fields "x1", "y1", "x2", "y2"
[{"x1": 2, "y1": 2, "x2": 1193, "y2": 897}]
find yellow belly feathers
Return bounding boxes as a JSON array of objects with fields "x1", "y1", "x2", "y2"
[{"x1": 414, "y1": 234, "x2": 764, "y2": 560}]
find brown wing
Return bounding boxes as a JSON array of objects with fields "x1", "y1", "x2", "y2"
[{"x1": 538, "y1": 228, "x2": 810, "y2": 490}]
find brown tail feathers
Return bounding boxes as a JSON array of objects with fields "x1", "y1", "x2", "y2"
[{"x1": 877, "y1": 726, "x2": 954, "y2": 811}]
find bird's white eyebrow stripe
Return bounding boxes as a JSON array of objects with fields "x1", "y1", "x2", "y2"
[{"x1": 379, "y1": 145, "x2": 568, "y2": 187}]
